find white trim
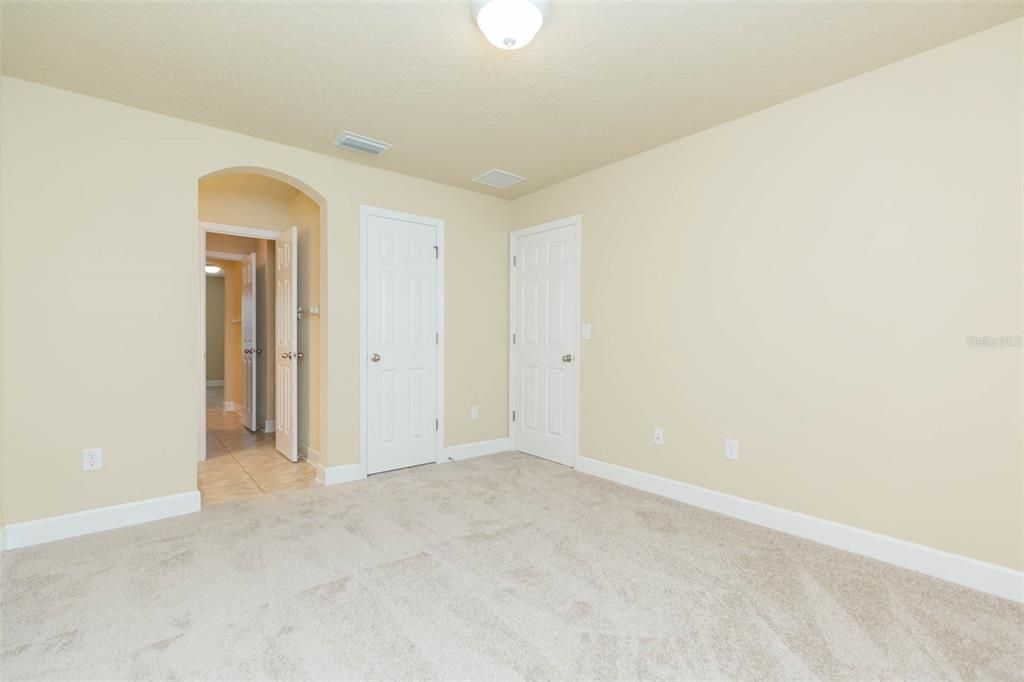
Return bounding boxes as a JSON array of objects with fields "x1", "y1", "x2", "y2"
[
  {"x1": 509, "y1": 215, "x2": 582, "y2": 468},
  {"x1": 264, "y1": 419, "x2": 276, "y2": 433},
  {"x1": 359, "y1": 206, "x2": 446, "y2": 478},
  {"x1": 205, "y1": 250, "x2": 248, "y2": 262},
  {"x1": 299, "y1": 442, "x2": 319, "y2": 463},
  {"x1": 575, "y1": 456, "x2": 1024, "y2": 603},
  {"x1": 313, "y1": 462, "x2": 365, "y2": 487},
  {"x1": 200, "y1": 220, "x2": 282, "y2": 241},
  {"x1": 0, "y1": 527, "x2": 6, "y2": 552},
  {"x1": 205, "y1": 379, "x2": 224, "y2": 387},
  {"x1": 3, "y1": 492, "x2": 201, "y2": 550},
  {"x1": 443, "y1": 438, "x2": 513, "y2": 462}
]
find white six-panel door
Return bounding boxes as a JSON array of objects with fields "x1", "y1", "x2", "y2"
[
  {"x1": 240, "y1": 252, "x2": 258, "y2": 432},
  {"x1": 364, "y1": 209, "x2": 441, "y2": 475},
  {"x1": 275, "y1": 226, "x2": 299, "y2": 462},
  {"x1": 511, "y1": 218, "x2": 579, "y2": 466}
]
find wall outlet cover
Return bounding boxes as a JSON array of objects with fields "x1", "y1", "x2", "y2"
[
  {"x1": 83, "y1": 448, "x2": 103, "y2": 471},
  {"x1": 653, "y1": 427, "x2": 664, "y2": 445},
  {"x1": 725, "y1": 438, "x2": 739, "y2": 461}
]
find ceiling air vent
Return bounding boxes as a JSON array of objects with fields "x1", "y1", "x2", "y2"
[
  {"x1": 333, "y1": 130, "x2": 392, "y2": 156},
  {"x1": 472, "y1": 169, "x2": 526, "y2": 189}
]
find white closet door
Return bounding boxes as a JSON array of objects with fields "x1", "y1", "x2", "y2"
[
  {"x1": 512, "y1": 222, "x2": 578, "y2": 466},
  {"x1": 365, "y1": 212, "x2": 439, "y2": 475}
]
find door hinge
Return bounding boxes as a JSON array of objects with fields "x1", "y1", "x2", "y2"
[
  {"x1": 513, "y1": 255, "x2": 517, "y2": 266},
  {"x1": 512, "y1": 333, "x2": 516, "y2": 344},
  {"x1": 435, "y1": 418, "x2": 439, "y2": 431},
  {"x1": 434, "y1": 245, "x2": 439, "y2": 259},
  {"x1": 512, "y1": 410, "x2": 516, "y2": 422},
  {"x1": 436, "y1": 332, "x2": 439, "y2": 345}
]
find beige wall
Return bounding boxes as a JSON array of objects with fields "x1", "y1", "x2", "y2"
[
  {"x1": 511, "y1": 21, "x2": 1023, "y2": 570},
  {"x1": 216, "y1": 260, "x2": 243, "y2": 407},
  {"x1": 205, "y1": 275, "x2": 225, "y2": 381},
  {"x1": 0, "y1": 6, "x2": 5, "y2": 530},
  {"x1": 0, "y1": 76, "x2": 510, "y2": 525},
  {"x1": 205, "y1": 232, "x2": 256, "y2": 256},
  {"x1": 199, "y1": 186, "x2": 292, "y2": 230}
]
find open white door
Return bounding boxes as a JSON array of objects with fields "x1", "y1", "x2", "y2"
[
  {"x1": 240, "y1": 252, "x2": 258, "y2": 432},
  {"x1": 275, "y1": 226, "x2": 299, "y2": 462}
]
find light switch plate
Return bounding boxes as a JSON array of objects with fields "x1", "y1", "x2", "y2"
[
  {"x1": 582, "y1": 323, "x2": 592, "y2": 339},
  {"x1": 470, "y1": 405, "x2": 480, "y2": 419},
  {"x1": 725, "y1": 438, "x2": 739, "y2": 461}
]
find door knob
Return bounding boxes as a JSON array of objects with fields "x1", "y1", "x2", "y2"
[
  {"x1": 281, "y1": 352, "x2": 290, "y2": 359},
  {"x1": 562, "y1": 353, "x2": 573, "y2": 363},
  {"x1": 296, "y1": 352, "x2": 304, "y2": 359},
  {"x1": 370, "y1": 353, "x2": 381, "y2": 362}
]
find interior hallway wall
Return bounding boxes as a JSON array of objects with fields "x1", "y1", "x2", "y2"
[
  {"x1": 510, "y1": 20, "x2": 1023, "y2": 570},
  {"x1": 205, "y1": 275, "x2": 225, "y2": 382},
  {"x1": 216, "y1": 260, "x2": 242, "y2": 409}
]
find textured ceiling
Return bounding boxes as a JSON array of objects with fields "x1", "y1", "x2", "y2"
[{"x1": 3, "y1": 1, "x2": 1020, "y2": 198}]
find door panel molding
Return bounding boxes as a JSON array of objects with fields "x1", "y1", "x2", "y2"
[
  {"x1": 360, "y1": 205, "x2": 445, "y2": 478},
  {"x1": 509, "y1": 215, "x2": 581, "y2": 468}
]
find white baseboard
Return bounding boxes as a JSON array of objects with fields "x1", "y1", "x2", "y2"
[
  {"x1": 0, "y1": 527, "x2": 5, "y2": 552},
  {"x1": 264, "y1": 420, "x2": 276, "y2": 433},
  {"x1": 313, "y1": 461, "x2": 364, "y2": 486},
  {"x1": 299, "y1": 442, "x2": 321, "y2": 464},
  {"x1": 575, "y1": 456, "x2": 1023, "y2": 604},
  {"x1": 443, "y1": 437, "x2": 513, "y2": 461},
  {"x1": 205, "y1": 379, "x2": 224, "y2": 387},
  {"x1": 3, "y1": 491, "x2": 201, "y2": 550}
]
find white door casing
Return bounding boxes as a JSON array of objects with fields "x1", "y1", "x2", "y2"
[
  {"x1": 362, "y1": 207, "x2": 443, "y2": 476},
  {"x1": 240, "y1": 252, "x2": 258, "y2": 432},
  {"x1": 275, "y1": 226, "x2": 299, "y2": 462},
  {"x1": 510, "y1": 217, "x2": 580, "y2": 467}
]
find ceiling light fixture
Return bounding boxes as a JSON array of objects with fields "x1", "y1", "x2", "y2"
[
  {"x1": 472, "y1": 0, "x2": 548, "y2": 50},
  {"x1": 205, "y1": 264, "x2": 222, "y2": 275}
]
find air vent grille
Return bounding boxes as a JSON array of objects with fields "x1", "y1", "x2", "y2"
[
  {"x1": 333, "y1": 130, "x2": 392, "y2": 156},
  {"x1": 472, "y1": 169, "x2": 527, "y2": 189}
]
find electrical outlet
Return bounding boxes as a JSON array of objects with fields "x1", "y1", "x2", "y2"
[
  {"x1": 653, "y1": 427, "x2": 664, "y2": 445},
  {"x1": 725, "y1": 438, "x2": 739, "y2": 461},
  {"x1": 82, "y1": 448, "x2": 103, "y2": 471},
  {"x1": 470, "y1": 405, "x2": 480, "y2": 419}
]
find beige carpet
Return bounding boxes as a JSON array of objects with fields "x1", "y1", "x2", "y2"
[{"x1": 1, "y1": 452, "x2": 1021, "y2": 680}]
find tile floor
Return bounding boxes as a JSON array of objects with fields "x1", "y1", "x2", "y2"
[{"x1": 198, "y1": 385, "x2": 317, "y2": 505}]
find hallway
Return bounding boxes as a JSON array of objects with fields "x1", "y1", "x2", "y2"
[{"x1": 198, "y1": 386, "x2": 317, "y2": 505}]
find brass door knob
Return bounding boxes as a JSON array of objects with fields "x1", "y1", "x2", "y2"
[
  {"x1": 562, "y1": 354, "x2": 573, "y2": 363},
  {"x1": 370, "y1": 353, "x2": 381, "y2": 362}
]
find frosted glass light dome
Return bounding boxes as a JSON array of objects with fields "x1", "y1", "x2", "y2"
[{"x1": 472, "y1": 0, "x2": 549, "y2": 50}]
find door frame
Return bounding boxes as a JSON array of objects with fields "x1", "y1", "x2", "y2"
[
  {"x1": 508, "y1": 215, "x2": 583, "y2": 469},
  {"x1": 359, "y1": 205, "x2": 446, "y2": 478},
  {"x1": 197, "y1": 221, "x2": 281, "y2": 462}
]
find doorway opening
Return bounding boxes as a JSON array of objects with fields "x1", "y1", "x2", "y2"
[{"x1": 197, "y1": 170, "x2": 326, "y2": 505}]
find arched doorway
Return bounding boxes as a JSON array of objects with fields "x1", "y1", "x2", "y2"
[{"x1": 196, "y1": 168, "x2": 327, "y2": 506}]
